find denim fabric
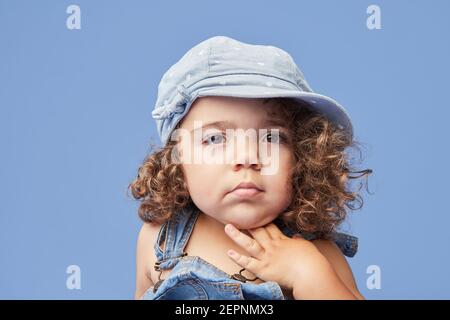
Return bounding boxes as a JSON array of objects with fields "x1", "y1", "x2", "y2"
[{"x1": 140, "y1": 203, "x2": 358, "y2": 300}]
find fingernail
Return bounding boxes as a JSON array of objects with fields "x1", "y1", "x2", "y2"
[
  {"x1": 227, "y1": 250, "x2": 237, "y2": 257},
  {"x1": 226, "y1": 224, "x2": 236, "y2": 234}
]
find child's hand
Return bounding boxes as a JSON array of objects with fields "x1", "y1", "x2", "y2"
[{"x1": 224, "y1": 222, "x2": 329, "y2": 291}]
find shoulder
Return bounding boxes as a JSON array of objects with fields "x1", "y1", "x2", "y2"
[
  {"x1": 310, "y1": 237, "x2": 352, "y2": 263},
  {"x1": 135, "y1": 221, "x2": 163, "y2": 300},
  {"x1": 138, "y1": 221, "x2": 163, "y2": 240},
  {"x1": 310, "y1": 238, "x2": 365, "y2": 299},
  {"x1": 136, "y1": 222, "x2": 163, "y2": 259}
]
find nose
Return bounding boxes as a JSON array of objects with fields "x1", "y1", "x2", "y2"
[{"x1": 229, "y1": 131, "x2": 262, "y2": 171}]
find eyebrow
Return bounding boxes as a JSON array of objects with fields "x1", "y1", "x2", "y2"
[{"x1": 190, "y1": 119, "x2": 287, "y2": 132}]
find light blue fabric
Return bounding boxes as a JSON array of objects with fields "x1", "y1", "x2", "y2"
[
  {"x1": 151, "y1": 35, "x2": 354, "y2": 146},
  {"x1": 141, "y1": 203, "x2": 358, "y2": 300}
]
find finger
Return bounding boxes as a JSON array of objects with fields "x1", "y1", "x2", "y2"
[
  {"x1": 247, "y1": 226, "x2": 272, "y2": 244},
  {"x1": 227, "y1": 249, "x2": 260, "y2": 274},
  {"x1": 265, "y1": 223, "x2": 287, "y2": 239},
  {"x1": 225, "y1": 224, "x2": 265, "y2": 259},
  {"x1": 292, "y1": 233, "x2": 304, "y2": 239}
]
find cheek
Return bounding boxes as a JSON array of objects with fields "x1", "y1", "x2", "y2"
[
  {"x1": 270, "y1": 150, "x2": 295, "y2": 202},
  {"x1": 271, "y1": 175, "x2": 293, "y2": 200},
  {"x1": 182, "y1": 164, "x2": 219, "y2": 198},
  {"x1": 183, "y1": 163, "x2": 217, "y2": 179},
  {"x1": 182, "y1": 164, "x2": 224, "y2": 215}
]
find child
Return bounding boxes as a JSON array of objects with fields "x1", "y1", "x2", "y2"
[{"x1": 129, "y1": 36, "x2": 372, "y2": 300}]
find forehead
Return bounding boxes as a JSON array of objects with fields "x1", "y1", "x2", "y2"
[{"x1": 179, "y1": 96, "x2": 281, "y2": 129}]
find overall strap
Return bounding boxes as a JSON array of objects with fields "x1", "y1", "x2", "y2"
[
  {"x1": 153, "y1": 203, "x2": 199, "y2": 271},
  {"x1": 273, "y1": 216, "x2": 358, "y2": 257}
]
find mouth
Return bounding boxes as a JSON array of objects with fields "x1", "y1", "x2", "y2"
[
  {"x1": 229, "y1": 188, "x2": 263, "y2": 199},
  {"x1": 227, "y1": 181, "x2": 264, "y2": 199}
]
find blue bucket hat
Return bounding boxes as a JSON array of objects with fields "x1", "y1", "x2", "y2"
[{"x1": 151, "y1": 35, "x2": 353, "y2": 146}]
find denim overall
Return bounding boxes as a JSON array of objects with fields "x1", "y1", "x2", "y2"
[{"x1": 140, "y1": 203, "x2": 358, "y2": 300}]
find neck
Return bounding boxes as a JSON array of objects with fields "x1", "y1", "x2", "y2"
[{"x1": 197, "y1": 211, "x2": 252, "y2": 237}]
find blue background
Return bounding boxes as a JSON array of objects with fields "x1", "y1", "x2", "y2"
[{"x1": 1, "y1": 0, "x2": 449, "y2": 299}]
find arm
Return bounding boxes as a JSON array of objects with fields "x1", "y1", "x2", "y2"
[
  {"x1": 293, "y1": 239, "x2": 365, "y2": 300},
  {"x1": 134, "y1": 222, "x2": 155, "y2": 300}
]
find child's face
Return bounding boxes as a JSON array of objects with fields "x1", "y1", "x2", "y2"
[{"x1": 177, "y1": 96, "x2": 295, "y2": 229}]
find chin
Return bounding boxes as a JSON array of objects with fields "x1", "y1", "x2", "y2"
[
  {"x1": 223, "y1": 207, "x2": 276, "y2": 229},
  {"x1": 233, "y1": 221, "x2": 264, "y2": 230}
]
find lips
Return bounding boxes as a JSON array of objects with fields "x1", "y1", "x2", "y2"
[
  {"x1": 230, "y1": 181, "x2": 263, "y2": 193},
  {"x1": 228, "y1": 181, "x2": 264, "y2": 199}
]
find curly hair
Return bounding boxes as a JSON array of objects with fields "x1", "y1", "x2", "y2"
[{"x1": 128, "y1": 97, "x2": 373, "y2": 239}]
